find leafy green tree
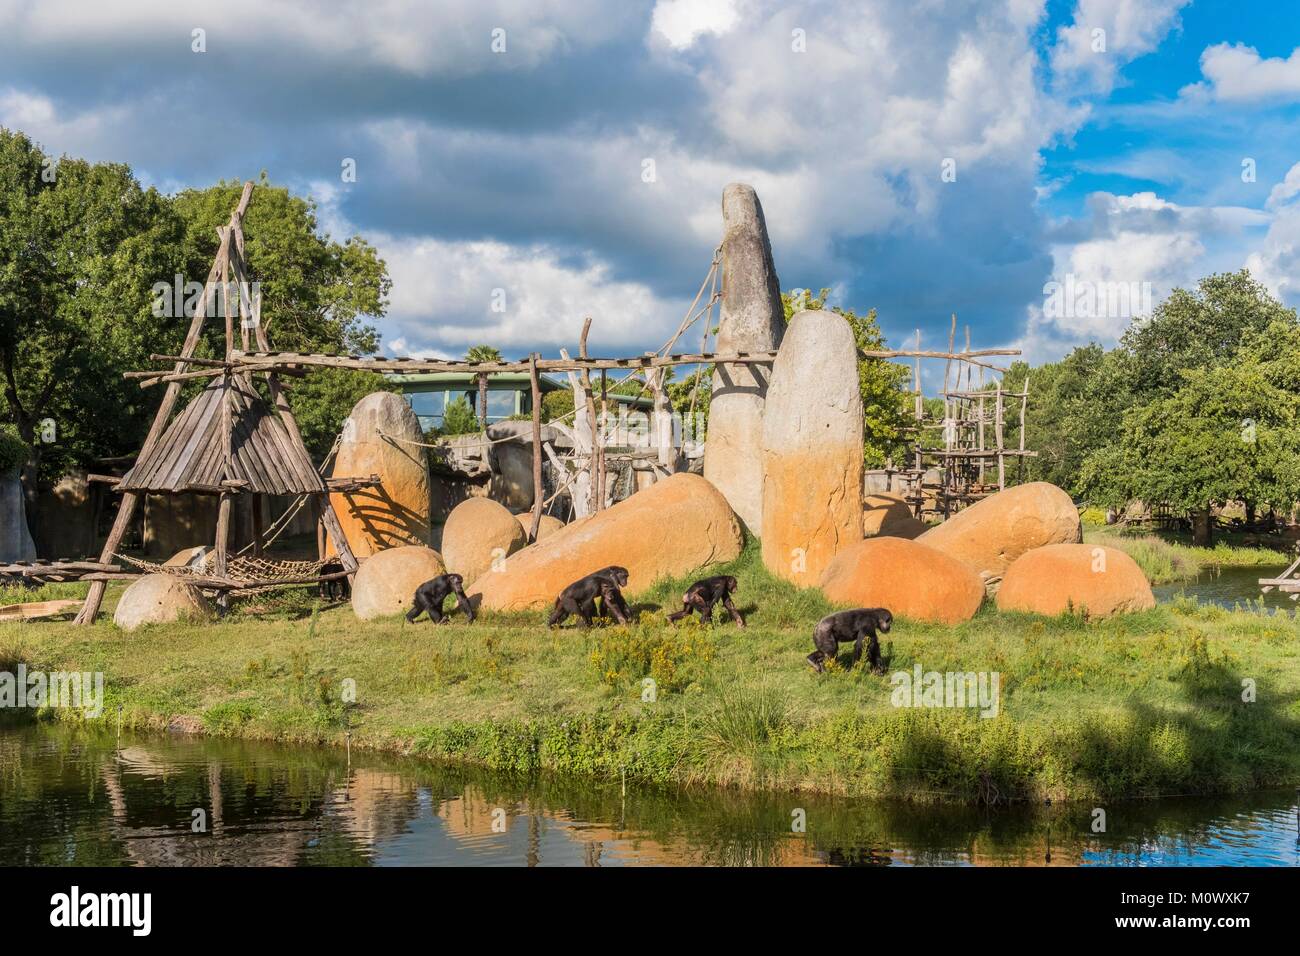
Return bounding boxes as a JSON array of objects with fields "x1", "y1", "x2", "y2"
[
  {"x1": 0, "y1": 128, "x2": 185, "y2": 526},
  {"x1": 464, "y1": 344, "x2": 502, "y2": 430},
  {"x1": 541, "y1": 388, "x2": 575, "y2": 424},
  {"x1": 172, "y1": 175, "x2": 389, "y2": 357},
  {"x1": 781, "y1": 288, "x2": 912, "y2": 467},
  {"x1": 1079, "y1": 358, "x2": 1300, "y2": 545},
  {"x1": 438, "y1": 396, "x2": 479, "y2": 436}
]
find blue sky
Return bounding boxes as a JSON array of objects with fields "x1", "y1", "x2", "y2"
[{"x1": 2, "y1": 0, "x2": 1299, "y2": 369}]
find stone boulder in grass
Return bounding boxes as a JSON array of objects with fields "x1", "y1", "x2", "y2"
[
  {"x1": 515, "y1": 512, "x2": 564, "y2": 542},
  {"x1": 996, "y1": 544, "x2": 1155, "y2": 618},
  {"x1": 441, "y1": 497, "x2": 527, "y2": 584},
  {"x1": 819, "y1": 537, "x2": 985, "y2": 624},
  {"x1": 114, "y1": 574, "x2": 214, "y2": 631},
  {"x1": 919, "y1": 481, "x2": 1080, "y2": 583},
  {"x1": 471, "y1": 473, "x2": 743, "y2": 610},
  {"x1": 863, "y1": 492, "x2": 926, "y2": 539},
  {"x1": 351, "y1": 545, "x2": 446, "y2": 621}
]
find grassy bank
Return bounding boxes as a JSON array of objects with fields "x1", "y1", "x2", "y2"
[
  {"x1": 1083, "y1": 526, "x2": 1290, "y2": 584},
  {"x1": 3, "y1": 542, "x2": 1299, "y2": 803}
]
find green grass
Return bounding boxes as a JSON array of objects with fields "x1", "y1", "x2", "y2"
[
  {"x1": 2, "y1": 540, "x2": 1299, "y2": 803},
  {"x1": 1084, "y1": 527, "x2": 1289, "y2": 584}
]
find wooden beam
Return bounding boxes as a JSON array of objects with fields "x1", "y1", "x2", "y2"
[{"x1": 528, "y1": 352, "x2": 544, "y2": 541}]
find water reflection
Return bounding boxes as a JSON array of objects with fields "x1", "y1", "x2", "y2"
[
  {"x1": 1, "y1": 725, "x2": 1296, "y2": 867},
  {"x1": 1154, "y1": 565, "x2": 1296, "y2": 613}
]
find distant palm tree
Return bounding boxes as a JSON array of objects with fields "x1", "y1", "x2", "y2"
[{"x1": 465, "y1": 345, "x2": 502, "y2": 431}]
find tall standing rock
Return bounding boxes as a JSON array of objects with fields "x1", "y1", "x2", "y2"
[
  {"x1": 761, "y1": 310, "x2": 864, "y2": 585},
  {"x1": 328, "y1": 392, "x2": 431, "y2": 559},
  {"x1": 703, "y1": 183, "x2": 785, "y2": 531}
]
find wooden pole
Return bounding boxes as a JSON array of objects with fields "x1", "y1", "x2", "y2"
[
  {"x1": 528, "y1": 353, "x2": 544, "y2": 541},
  {"x1": 251, "y1": 494, "x2": 264, "y2": 558},
  {"x1": 598, "y1": 368, "x2": 609, "y2": 506},
  {"x1": 74, "y1": 183, "x2": 253, "y2": 625},
  {"x1": 578, "y1": 318, "x2": 601, "y2": 513},
  {"x1": 229, "y1": 229, "x2": 359, "y2": 582}
]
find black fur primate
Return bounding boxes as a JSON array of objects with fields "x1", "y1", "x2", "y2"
[
  {"x1": 807, "y1": 608, "x2": 892, "y2": 674},
  {"x1": 406, "y1": 574, "x2": 475, "y2": 624},
  {"x1": 586, "y1": 565, "x2": 632, "y2": 622},
  {"x1": 667, "y1": 575, "x2": 744, "y2": 627},
  {"x1": 548, "y1": 566, "x2": 631, "y2": 627},
  {"x1": 319, "y1": 560, "x2": 351, "y2": 601}
]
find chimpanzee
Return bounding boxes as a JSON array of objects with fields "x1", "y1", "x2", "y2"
[
  {"x1": 548, "y1": 567, "x2": 631, "y2": 627},
  {"x1": 666, "y1": 575, "x2": 745, "y2": 627},
  {"x1": 406, "y1": 574, "x2": 476, "y2": 624},
  {"x1": 807, "y1": 608, "x2": 892, "y2": 674},
  {"x1": 319, "y1": 560, "x2": 351, "y2": 602},
  {"x1": 586, "y1": 565, "x2": 633, "y2": 622}
]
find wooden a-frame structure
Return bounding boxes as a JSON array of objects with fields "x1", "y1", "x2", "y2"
[{"x1": 74, "y1": 182, "x2": 359, "y2": 623}]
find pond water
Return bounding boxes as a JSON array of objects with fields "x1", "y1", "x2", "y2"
[
  {"x1": 1, "y1": 724, "x2": 1296, "y2": 866},
  {"x1": 1153, "y1": 565, "x2": 1296, "y2": 613}
]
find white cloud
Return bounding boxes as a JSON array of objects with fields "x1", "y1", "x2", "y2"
[
  {"x1": 375, "y1": 234, "x2": 686, "y2": 355},
  {"x1": 1052, "y1": 0, "x2": 1189, "y2": 93},
  {"x1": 650, "y1": 0, "x2": 739, "y2": 50},
  {"x1": 0, "y1": 0, "x2": 634, "y2": 76},
  {"x1": 1020, "y1": 189, "x2": 1271, "y2": 355},
  {"x1": 1182, "y1": 43, "x2": 1300, "y2": 103},
  {"x1": 1246, "y1": 161, "x2": 1300, "y2": 306}
]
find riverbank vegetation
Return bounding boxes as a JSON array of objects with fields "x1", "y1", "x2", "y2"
[
  {"x1": 1082, "y1": 527, "x2": 1288, "y2": 585},
  {"x1": 3, "y1": 544, "x2": 1298, "y2": 804}
]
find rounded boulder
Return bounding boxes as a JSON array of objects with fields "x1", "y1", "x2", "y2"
[
  {"x1": 328, "y1": 391, "x2": 432, "y2": 559},
  {"x1": 996, "y1": 544, "x2": 1155, "y2": 618},
  {"x1": 472, "y1": 473, "x2": 743, "y2": 610},
  {"x1": 863, "y1": 492, "x2": 926, "y2": 539},
  {"x1": 819, "y1": 537, "x2": 985, "y2": 625},
  {"x1": 515, "y1": 512, "x2": 564, "y2": 542},
  {"x1": 919, "y1": 482, "x2": 1081, "y2": 581},
  {"x1": 114, "y1": 574, "x2": 214, "y2": 631},
  {"x1": 351, "y1": 545, "x2": 446, "y2": 621},
  {"x1": 442, "y1": 497, "x2": 527, "y2": 583}
]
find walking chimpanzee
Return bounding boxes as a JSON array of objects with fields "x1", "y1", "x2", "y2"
[
  {"x1": 666, "y1": 575, "x2": 745, "y2": 627},
  {"x1": 406, "y1": 574, "x2": 475, "y2": 624},
  {"x1": 807, "y1": 608, "x2": 892, "y2": 674},
  {"x1": 548, "y1": 566, "x2": 631, "y2": 627}
]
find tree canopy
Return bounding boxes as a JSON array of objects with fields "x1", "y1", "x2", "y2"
[{"x1": 0, "y1": 130, "x2": 391, "y2": 513}]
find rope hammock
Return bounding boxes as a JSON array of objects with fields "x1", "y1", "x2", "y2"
[{"x1": 115, "y1": 552, "x2": 334, "y2": 595}]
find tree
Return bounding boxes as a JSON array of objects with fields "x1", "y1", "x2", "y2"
[
  {"x1": 438, "y1": 396, "x2": 479, "y2": 437},
  {"x1": 464, "y1": 345, "x2": 502, "y2": 431},
  {"x1": 780, "y1": 288, "x2": 912, "y2": 466},
  {"x1": 1074, "y1": 270, "x2": 1300, "y2": 540},
  {"x1": 0, "y1": 134, "x2": 393, "y2": 541},
  {"x1": 0, "y1": 129, "x2": 185, "y2": 530},
  {"x1": 172, "y1": 175, "x2": 389, "y2": 356},
  {"x1": 1079, "y1": 359, "x2": 1300, "y2": 545}
]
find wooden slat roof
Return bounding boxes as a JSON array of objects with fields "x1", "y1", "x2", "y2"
[{"x1": 119, "y1": 376, "x2": 325, "y2": 495}]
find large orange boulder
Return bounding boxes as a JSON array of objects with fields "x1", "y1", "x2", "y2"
[
  {"x1": 351, "y1": 545, "x2": 446, "y2": 621},
  {"x1": 863, "y1": 492, "x2": 926, "y2": 539},
  {"x1": 328, "y1": 392, "x2": 431, "y2": 559},
  {"x1": 919, "y1": 482, "x2": 1080, "y2": 582},
  {"x1": 760, "y1": 310, "x2": 864, "y2": 586},
  {"x1": 996, "y1": 544, "x2": 1155, "y2": 618},
  {"x1": 819, "y1": 537, "x2": 984, "y2": 624},
  {"x1": 471, "y1": 473, "x2": 743, "y2": 610},
  {"x1": 442, "y1": 497, "x2": 527, "y2": 584}
]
